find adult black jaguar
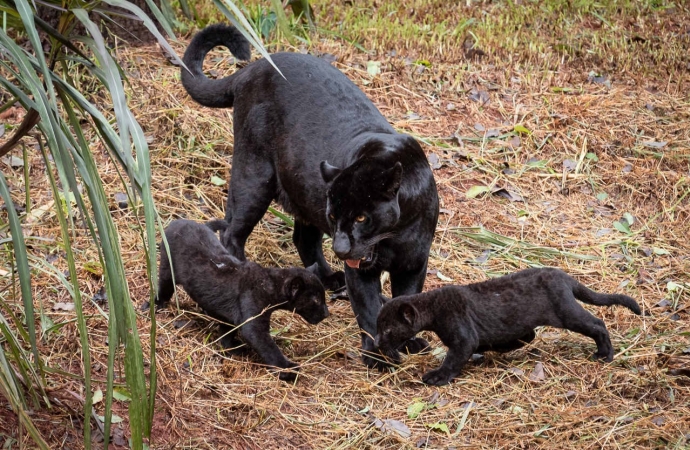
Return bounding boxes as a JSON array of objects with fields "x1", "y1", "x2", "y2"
[{"x1": 181, "y1": 24, "x2": 439, "y2": 368}]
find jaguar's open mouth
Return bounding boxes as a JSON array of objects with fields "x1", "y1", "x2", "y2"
[{"x1": 345, "y1": 246, "x2": 376, "y2": 269}]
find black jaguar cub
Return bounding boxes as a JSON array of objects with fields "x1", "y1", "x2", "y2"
[
  {"x1": 181, "y1": 24, "x2": 439, "y2": 368},
  {"x1": 153, "y1": 219, "x2": 329, "y2": 382},
  {"x1": 375, "y1": 268, "x2": 641, "y2": 386}
]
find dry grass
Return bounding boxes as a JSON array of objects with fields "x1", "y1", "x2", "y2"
[{"x1": 1, "y1": 1, "x2": 690, "y2": 448}]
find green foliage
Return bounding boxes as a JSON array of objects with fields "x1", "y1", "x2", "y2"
[{"x1": 0, "y1": 0, "x2": 266, "y2": 448}]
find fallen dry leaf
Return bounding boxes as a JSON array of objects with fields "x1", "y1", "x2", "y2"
[
  {"x1": 529, "y1": 362, "x2": 546, "y2": 382},
  {"x1": 52, "y1": 302, "x2": 75, "y2": 311},
  {"x1": 373, "y1": 418, "x2": 411, "y2": 439}
]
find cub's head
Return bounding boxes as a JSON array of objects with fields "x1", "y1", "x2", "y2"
[
  {"x1": 320, "y1": 157, "x2": 402, "y2": 270},
  {"x1": 282, "y1": 263, "x2": 329, "y2": 325},
  {"x1": 375, "y1": 299, "x2": 419, "y2": 352}
]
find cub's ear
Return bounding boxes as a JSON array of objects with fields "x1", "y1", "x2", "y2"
[
  {"x1": 320, "y1": 161, "x2": 342, "y2": 183},
  {"x1": 305, "y1": 262, "x2": 320, "y2": 276},
  {"x1": 284, "y1": 276, "x2": 305, "y2": 299},
  {"x1": 382, "y1": 162, "x2": 403, "y2": 198},
  {"x1": 399, "y1": 302, "x2": 418, "y2": 327}
]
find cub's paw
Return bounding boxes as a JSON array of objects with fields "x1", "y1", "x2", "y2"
[
  {"x1": 591, "y1": 351, "x2": 613, "y2": 363},
  {"x1": 323, "y1": 271, "x2": 346, "y2": 292},
  {"x1": 421, "y1": 368, "x2": 454, "y2": 386},
  {"x1": 219, "y1": 337, "x2": 249, "y2": 356},
  {"x1": 399, "y1": 337, "x2": 431, "y2": 355},
  {"x1": 277, "y1": 361, "x2": 300, "y2": 382},
  {"x1": 362, "y1": 348, "x2": 400, "y2": 371},
  {"x1": 362, "y1": 354, "x2": 393, "y2": 371}
]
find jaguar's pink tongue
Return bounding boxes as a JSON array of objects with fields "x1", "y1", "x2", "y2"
[{"x1": 346, "y1": 259, "x2": 361, "y2": 269}]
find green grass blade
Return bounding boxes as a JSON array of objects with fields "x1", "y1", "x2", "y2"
[
  {"x1": 36, "y1": 127, "x2": 93, "y2": 449},
  {"x1": 126, "y1": 109, "x2": 159, "y2": 435},
  {"x1": 178, "y1": 0, "x2": 194, "y2": 20},
  {"x1": 31, "y1": 14, "x2": 94, "y2": 64},
  {"x1": 72, "y1": 10, "x2": 153, "y2": 449},
  {"x1": 0, "y1": 56, "x2": 125, "y2": 196},
  {"x1": 100, "y1": 0, "x2": 185, "y2": 68},
  {"x1": 0, "y1": 312, "x2": 31, "y2": 407},
  {"x1": 453, "y1": 226, "x2": 598, "y2": 263},
  {"x1": 0, "y1": 336, "x2": 23, "y2": 407},
  {"x1": 0, "y1": 346, "x2": 49, "y2": 450},
  {"x1": 269, "y1": 0, "x2": 294, "y2": 43},
  {"x1": 268, "y1": 206, "x2": 294, "y2": 227},
  {"x1": 212, "y1": 0, "x2": 285, "y2": 79},
  {"x1": 0, "y1": 13, "x2": 80, "y2": 231},
  {"x1": 0, "y1": 171, "x2": 43, "y2": 391},
  {"x1": 142, "y1": 0, "x2": 176, "y2": 38},
  {"x1": 14, "y1": 0, "x2": 58, "y2": 107}
]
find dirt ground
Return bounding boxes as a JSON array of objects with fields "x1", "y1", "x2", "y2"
[{"x1": 1, "y1": 1, "x2": 689, "y2": 449}]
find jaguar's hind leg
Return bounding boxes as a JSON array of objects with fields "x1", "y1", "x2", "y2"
[
  {"x1": 557, "y1": 291, "x2": 614, "y2": 361},
  {"x1": 222, "y1": 146, "x2": 277, "y2": 260}
]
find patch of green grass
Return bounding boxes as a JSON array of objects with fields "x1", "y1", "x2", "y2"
[
  {"x1": 183, "y1": 0, "x2": 687, "y2": 78},
  {"x1": 181, "y1": 0, "x2": 312, "y2": 48},
  {"x1": 453, "y1": 226, "x2": 599, "y2": 267}
]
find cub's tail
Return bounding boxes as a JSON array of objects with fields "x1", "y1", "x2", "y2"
[
  {"x1": 181, "y1": 24, "x2": 251, "y2": 108},
  {"x1": 571, "y1": 280, "x2": 641, "y2": 315}
]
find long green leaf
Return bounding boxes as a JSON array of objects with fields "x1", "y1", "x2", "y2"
[
  {"x1": 269, "y1": 0, "x2": 294, "y2": 43},
  {"x1": 0, "y1": 346, "x2": 49, "y2": 450},
  {"x1": 125, "y1": 103, "x2": 159, "y2": 437},
  {"x1": 0, "y1": 337, "x2": 23, "y2": 408},
  {"x1": 212, "y1": 0, "x2": 285, "y2": 79},
  {"x1": 1, "y1": 6, "x2": 152, "y2": 447},
  {"x1": 177, "y1": 0, "x2": 193, "y2": 20},
  {"x1": 101, "y1": 0, "x2": 185, "y2": 68},
  {"x1": 453, "y1": 226, "x2": 598, "y2": 262},
  {"x1": 36, "y1": 128, "x2": 93, "y2": 449},
  {"x1": 0, "y1": 268, "x2": 44, "y2": 409},
  {"x1": 0, "y1": 172, "x2": 43, "y2": 396},
  {"x1": 72, "y1": 10, "x2": 152, "y2": 449},
  {"x1": 14, "y1": 0, "x2": 58, "y2": 107},
  {"x1": 31, "y1": 14, "x2": 93, "y2": 64},
  {"x1": 0, "y1": 311, "x2": 28, "y2": 406},
  {"x1": 1, "y1": 3, "x2": 81, "y2": 233}
]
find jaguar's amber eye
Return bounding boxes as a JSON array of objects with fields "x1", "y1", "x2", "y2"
[
  {"x1": 355, "y1": 215, "x2": 367, "y2": 223},
  {"x1": 328, "y1": 213, "x2": 335, "y2": 221}
]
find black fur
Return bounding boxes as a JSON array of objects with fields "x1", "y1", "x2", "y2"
[
  {"x1": 153, "y1": 219, "x2": 329, "y2": 382},
  {"x1": 375, "y1": 268, "x2": 641, "y2": 386},
  {"x1": 181, "y1": 24, "x2": 439, "y2": 369}
]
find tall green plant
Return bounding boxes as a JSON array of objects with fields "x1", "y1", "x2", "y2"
[{"x1": 0, "y1": 1, "x2": 268, "y2": 448}]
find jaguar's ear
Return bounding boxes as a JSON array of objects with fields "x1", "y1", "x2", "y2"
[
  {"x1": 399, "y1": 302, "x2": 418, "y2": 328},
  {"x1": 320, "y1": 161, "x2": 342, "y2": 183},
  {"x1": 382, "y1": 162, "x2": 403, "y2": 198},
  {"x1": 283, "y1": 276, "x2": 305, "y2": 299},
  {"x1": 305, "y1": 262, "x2": 320, "y2": 276}
]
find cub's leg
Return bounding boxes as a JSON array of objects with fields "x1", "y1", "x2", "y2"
[
  {"x1": 201, "y1": 308, "x2": 248, "y2": 355},
  {"x1": 557, "y1": 291, "x2": 614, "y2": 362},
  {"x1": 389, "y1": 263, "x2": 431, "y2": 355},
  {"x1": 239, "y1": 318, "x2": 299, "y2": 382},
  {"x1": 293, "y1": 221, "x2": 345, "y2": 290},
  {"x1": 222, "y1": 144, "x2": 276, "y2": 260},
  {"x1": 217, "y1": 324, "x2": 249, "y2": 355},
  {"x1": 422, "y1": 341, "x2": 475, "y2": 386}
]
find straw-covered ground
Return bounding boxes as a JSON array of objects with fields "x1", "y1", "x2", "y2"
[{"x1": 2, "y1": 0, "x2": 690, "y2": 448}]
